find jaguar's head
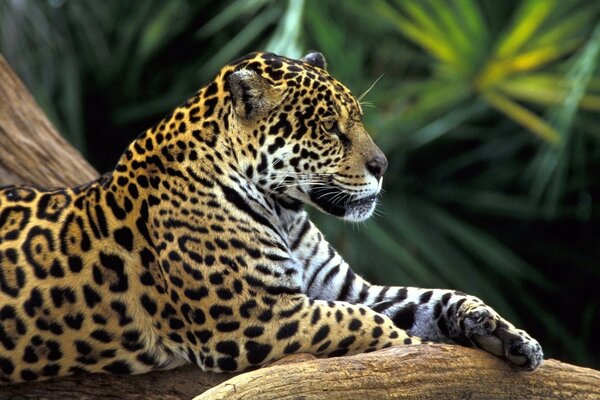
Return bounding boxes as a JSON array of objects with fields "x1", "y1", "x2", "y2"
[{"x1": 226, "y1": 51, "x2": 387, "y2": 222}]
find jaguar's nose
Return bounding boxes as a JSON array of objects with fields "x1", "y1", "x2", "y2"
[{"x1": 366, "y1": 155, "x2": 388, "y2": 179}]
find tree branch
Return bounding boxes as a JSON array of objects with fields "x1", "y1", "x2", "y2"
[
  {"x1": 1, "y1": 55, "x2": 599, "y2": 400},
  {"x1": 198, "y1": 345, "x2": 600, "y2": 400}
]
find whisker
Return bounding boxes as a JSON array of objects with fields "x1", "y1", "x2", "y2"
[{"x1": 358, "y1": 73, "x2": 384, "y2": 102}]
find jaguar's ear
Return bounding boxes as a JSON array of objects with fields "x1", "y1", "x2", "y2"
[
  {"x1": 228, "y1": 69, "x2": 280, "y2": 120},
  {"x1": 301, "y1": 51, "x2": 327, "y2": 70}
]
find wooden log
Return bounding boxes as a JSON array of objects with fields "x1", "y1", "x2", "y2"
[
  {"x1": 1, "y1": 53, "x2": 599, "y2": 400},
  {"x1": 197, "y1": 345, "x2": 600, "y2": 400}
]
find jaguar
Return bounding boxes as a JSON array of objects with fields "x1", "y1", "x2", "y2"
[{"x1": 0, "y1": 51, "x2": 543, "y2": 383}]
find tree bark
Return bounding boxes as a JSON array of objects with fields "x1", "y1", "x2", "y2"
[
  {"x1": 1, "y1": 55, "x2": 599, "y2": 400},
  {"x1": 0, "y1": 55, "x2": 98, "y2": 187}
]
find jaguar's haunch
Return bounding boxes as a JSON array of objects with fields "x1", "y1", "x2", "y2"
[{"x1": 0, "y1": 51, "x2": 543, "y2": 383}]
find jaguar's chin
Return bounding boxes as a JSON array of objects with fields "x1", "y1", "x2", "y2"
[{"x1": 308, "y1": 186, "x2": 378, "y2": 222}]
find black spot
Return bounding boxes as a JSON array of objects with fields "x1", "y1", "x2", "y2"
[
  {"x1": 276, "y1": 321, "x2": 299, "y2": 340},
  {"x1": 348, "y1": 319, "x2": 362, "y2": 331},
  {"x1": 338, "y1": 336, "x2": 356, "y2": 348},
  {"x1": 372, "y1": 326, "x2": 383, "y2": 338},
  {"x1": 184, "y1": 287, "x2": 209, "y2": 301},
  {"x1": 140, "y1": 294, "x2": 157, "y2": 315},
  {"x1": 335, "y1": 310, "x2": 343, "y2": 323},
  {"x1": 169, "y1": 318, "x2": 185, "y2": 330},
  {"x1": 137, "y1": 352, "x2": 156, "y2": 366},
  {"x1": 49, "y1": 260, "x2": 64, "y2": 277},
  {"x1": 105, "y1": 192, "x2": 126, "y2": 220},
  {"x1": 68, "y1": 256, "x2": 83, "y2": 273},
  {"x1": 103, "y1": 360, "x2": 132, "y2": 374},
  {"x1": 111, "y1": 301, "x2": 133, "y2": 326},
  {"x1": 83, "y1": 285, "x2": 102, "y2": 308},
  {"x1": 50, "y1": 287, "x2": 76, "y2": 308},
  {"x1": 195, "y1": 329, "x2": 213, "y2": 343},
  {"x1": 216, "y1": 321, "x2": 240, "y2": 332},
  {"x1": 205, "y1": 82, "x2": 218, "y2": 96},
  {"x1": 46, "y1": 340, "x2": 61, "y2": 360},
  {"x1": 139, "y1": 271, "x2": 155, "y2": 286},
  {"x1": 113, "y1": 227, "x2": 134, "y2": 251},
  {"x1": 187, "y1": 332, "x2": 198, "y2": 345},
  {"x1": 316, "y1": 340, "x2": 331, "y2": 353},
  {"x1": 258, "y1": 309, "x2": 272, "y2": 322},
  {"x1": 245, "y1": 341, "x2": 272, "y2": 364},
  {"x1": 23, "y1": 346, "x2": 38, "y2": 363},
  {"x1": 216, "y1": 288, "x2": 233, "y2": 300},
  {"x1": 441, "y1": 292, "x2": 452, "y2": 305},
  {"x1": 0, "y1": 357, "x2": 14, "y2": 375},
  {"x1": 93, "y1": 314, "x2": 107, "y2": 325},
  {"x1": 94, "y1": 205, "x2": 109, "y2": 237},
  {"x1": 209, "y1": 272, "x2": 224, "y2": 285},
  {"x1": 91, "y1": 329, "x2": 112, "y2": 343},
  {"x1": 217, "y1": 357, "x2": 237, "y2": 372},
  {"x1": 169, "y1": 275, "x2": 184, "y2": 288},
  {"x1": 64, "y1": 313, "x2": 84, "y2": 330},
  {"x1": 20, "y1": 369, "x2": 38, "y2": 381},
  {"x1": 42, "y1": 364, "x2": 60, "y2": 377},
  {"x1": 284, "y1": 341, "x2": 301, "y2": 354},
  {"x1": 392, "y1": 303, "x2": 417, "y2": 330},
  {"x1": 128, "y1": 183, "x2": 139, "y2": 199},
  {"x1": 216, "y1": 340, "x2": 239, "y2": 358},
  {"x1": 190, "y1": 309, "x2": 206, "y2": 324},
  {"x1": 328, "y1": 348, "x2": 348, "y2": 357},
  {"x1": 160, "y1": 303, "x2": 177, "y2": 319},
  {"x1": 239, "y1": 300, "x2": 257, "y2": 318},
  {"x1": 0, "y1": 305, "x2": 15, "y2": 320},
  {"x1": 311, "y1": 307, "x2": 321, "y2": 325},
  {"x1": 243, "y1": 326, "x2": 264, "y2": 338},
  {"x1": 311, "y1": 324, "x2": 330, "y2": 345},
  {"x1": 169, "y1": 333, "x2": 184, "y2": 343},
  {"x1": 209, "y1": 305, "x2": 233, "y2": 320},
  {"x1": 23, "y1": 288, "x2": 43, "y2": 317},
  {"x1": 419, "y1": 290, "x2": 433, "y2": 304}
]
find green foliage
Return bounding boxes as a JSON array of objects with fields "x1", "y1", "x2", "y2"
[{"x1": 1, "y1": 0, "x2": 598, "y2": 368}]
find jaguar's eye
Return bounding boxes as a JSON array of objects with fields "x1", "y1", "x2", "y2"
[{"x1": 322, "y1": 119, "x2": 338, "y2": 134}]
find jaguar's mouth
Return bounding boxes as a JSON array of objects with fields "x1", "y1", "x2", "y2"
[{"x1": 308, "y1": 186, "x2": 378, "y2": 221}]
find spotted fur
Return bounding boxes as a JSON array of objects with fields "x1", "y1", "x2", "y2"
[{"x1": 0, "y1": 52, "x2": 542, "y2": 383}]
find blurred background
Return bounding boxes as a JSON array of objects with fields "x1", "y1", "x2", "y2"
[{"x1": 1, "y1": 0, "x2": 599, "y2": 368}]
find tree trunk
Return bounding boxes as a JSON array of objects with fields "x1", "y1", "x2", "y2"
[
  {"x1": 1, "y1": 55, "x2": 599, "y2": 400},
  {"x1": 0, "y1": 55, "x2": 98, "y2": 187}
]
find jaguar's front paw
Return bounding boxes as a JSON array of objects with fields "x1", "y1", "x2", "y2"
[{"x1": 458, "y1": 302, "x2": 544, "y2": 370}]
